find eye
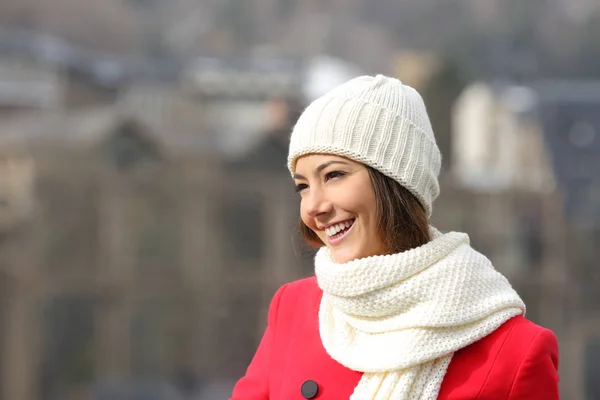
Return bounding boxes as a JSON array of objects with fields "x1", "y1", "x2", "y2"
[
  {"x1": 295, "y1": 183, "x2": 308, "y2": 193},
  {"x1": 325, "y1": 171, "x2": 345, "y2": 181}
]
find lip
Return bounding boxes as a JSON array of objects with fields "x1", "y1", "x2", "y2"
[{"x1": 326, "y1": 219, "x2": 355, "y2": 246}]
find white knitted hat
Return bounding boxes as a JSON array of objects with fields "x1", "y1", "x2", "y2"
[{"x1": 288, "y1": 74, "x2": 442, "y2": 216}]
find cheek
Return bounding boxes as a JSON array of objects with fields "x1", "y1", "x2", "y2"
[
  {"x1": 366, "y1": 196, "x2": 379, "y2": 222},
  {"x1": 354, "y1": 194, "x2": 378, "y2": 227},
  {"x1": 339, "y1": 189, "x2": 375, "y2": 215},
  {"x1": 299, "y1": 201, "x2": 315, "y2": 229},
  {"x1": 329, "y1": 189, "x2": 358, "y2": 211}
]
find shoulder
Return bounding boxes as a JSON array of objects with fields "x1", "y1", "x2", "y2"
[
  {"x1": 478, "y1": 315, "x2": 558, "y2": 369},
  {"x1": 496, "y1": 316, "x2": 558, "y2": 365},
  {"x1": 504, "y1": 317, "x2": 559, "y2": 399},
  {"x1": 476, "y1": 315, "x2": 543, "y2": 345},
  {"x1": 442, "y1": 316, "x2": 559, "y2": 399},
  {"x1": 273, "y1": 276, "x2": 321, "y2": 303},
  {"x1": 281, "y1": 276, "x2": 320, "y2": 294},
  {"x1": 267, "y1": 277, "x2": 322, "y2": 321},
  {"x1": 505, "y1": 315, "x2": 553, "y2": 341},
  {"x1": 447, "y1": 316, "x2": 554, "y2": 369}
]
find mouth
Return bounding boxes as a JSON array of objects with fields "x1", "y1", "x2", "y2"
[{"x1": 324, "y1": 219, "x2": 355, "y2": 245}]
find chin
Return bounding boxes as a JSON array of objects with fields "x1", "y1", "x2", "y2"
[
  {"x1": 329, "y1": 247, "x2": 362, "y2": 264},
  {"x1": 330, "y1": 242, "x2": 387, "y2": 263}
]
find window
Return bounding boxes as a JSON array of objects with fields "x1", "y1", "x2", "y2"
[
  {"x1": 278, "y1": 0, "x2": 298, "y2": 17},
  {"x1": 131, "y1": 299, "x2": 168, "y2": 376},
  {"x1": 217, "y1": 291, "x2": 261, "y2": 378},
  {"x1": 132, "y1": 195, "x2": 180, "y2": 277},
  {"x1": 38, "y1": 177, "x2": 99, "y2": 274},
  {"x1": 220, "y1": 192, "x2": 264, "y2": 262},
  {"x1": 104, "y1": 121, "x2": 161, "y2": 172},
  {"x1": 131, "y1": 297, "x2": 194, "y2": 379},
  {"x1": 585, "y1": 339, "x2": 600, "y2": 400},
  {"x1": 0, "y1": 273, "x2": 8, "y2": 397},
  {"x1": 515, "y1": 202, "x2": 543, "y2": 272},
  {"x1": 40, "y1": 296, "x2": 96, "y2": 398},
  {"x1": 581, "y1": 228, "x2": 600, "y2": 315}
]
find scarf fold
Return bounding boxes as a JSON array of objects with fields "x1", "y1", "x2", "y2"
[{"x1": 315, "y1": 227, "x2": 525, "y2": 400}]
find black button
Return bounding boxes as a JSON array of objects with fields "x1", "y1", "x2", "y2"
[{"x1": 301, "y1": 380, "x2": 319, "y2": 399}]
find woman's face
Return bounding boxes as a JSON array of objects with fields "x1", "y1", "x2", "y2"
[{"x1": 294, "y1": 154, "x2": 387, "y2": 263}]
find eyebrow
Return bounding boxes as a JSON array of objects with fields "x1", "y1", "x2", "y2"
[{"x1": 293, "y1": 160, "x2": 350, "y2": 180}]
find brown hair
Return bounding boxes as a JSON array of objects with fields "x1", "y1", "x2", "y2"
[{"x1": 299, "y1": 166, "x2": 431, "y2": 254}]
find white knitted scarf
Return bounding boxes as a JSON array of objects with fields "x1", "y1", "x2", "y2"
[{"x1": 315, "y1": 228, "x2": 525, "y2": 400}]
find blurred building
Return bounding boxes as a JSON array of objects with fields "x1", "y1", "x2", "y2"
[
  {"x1": 0, "y1": 36, "x2": 310, "y2": 399},
  {"x1": 451, "y1": 80, "x2": 600, "y2": 399},
  {"x1": 0, "y1": 107, "x2": 215, "y2": 400},
  {"x1": 0, "y1": 19, "x2": 599, "y2": 400},
  {"x1": 0, "y1": 54, "x2": 63, "y2": 113},
  {"x1": 452, "y1": 82, "x2": 555, "y2": 192}
]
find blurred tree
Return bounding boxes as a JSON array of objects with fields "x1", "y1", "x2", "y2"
[
  {"x1": 277, "y1": 0, "x2": 299, "y2": 18},
  {"x1": 575, "y1": 12, "x2": 600, "y2": 78},
  {"x1": 0, "y1": 0, "x2": 142, "y2": 53},
  {"x1": 381, "y1": 0, "x2": 598, "y2": 82},
  {"x1": 421, "y1": 56, "x2": 466, "y2": 171},
  {"x1": 103, "y1": 120, "x2": 162, "y2": 172},
  {"x1": 127, "y1": 0, "x2": 162, "y2": 9},
  {"x1": 216, "y1": 0, "x2": 256, "y2": 51}
]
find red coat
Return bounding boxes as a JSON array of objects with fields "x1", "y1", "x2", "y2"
[{"x1": 230, "y1": 277, "x2": 559, "y2": 399}]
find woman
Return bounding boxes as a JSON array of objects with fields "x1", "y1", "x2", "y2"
[{"x1": 230, "y1": 75, "x2": 559, "y2": 399}]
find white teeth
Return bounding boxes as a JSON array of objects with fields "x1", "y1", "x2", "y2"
[{"x1": 324, "y1": 220, "x2": 354, "y2": 237}]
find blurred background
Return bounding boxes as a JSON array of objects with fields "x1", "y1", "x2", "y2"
[{"x1": 0, "y1": 0, "x2": 598, "y2": 399}]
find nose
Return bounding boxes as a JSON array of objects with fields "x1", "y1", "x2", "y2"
[{"x1": 303, "y1": 187, "x2": 332, "y2": 218}]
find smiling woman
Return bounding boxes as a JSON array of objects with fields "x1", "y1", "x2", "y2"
[
  {"x1": 294, "y1": 155, "x2": 430, "y2": 263},
  {"x1": 294, "y1": 155, "x2": 386, "y2": 263},
  {"x1": 230, "y1": 75, "x2": 559, "y2": 400}
]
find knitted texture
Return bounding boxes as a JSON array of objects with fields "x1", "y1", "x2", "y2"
[
  {"x1": 287, "y1": 75, "x2": 442, "y2": 216},
  {"x1": 315, "y1": 228, "x2": 525, "y2": 400}
]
